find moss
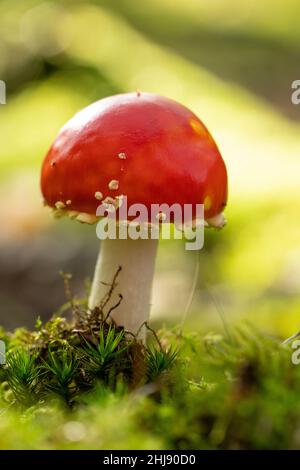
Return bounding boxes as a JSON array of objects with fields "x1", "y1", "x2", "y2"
[
  {"x1": 0, "y1": 273, "x2": 177, "y2": 410},
  {"x1": 0, "y1": 277, "x2": 299, "y2": 449}
]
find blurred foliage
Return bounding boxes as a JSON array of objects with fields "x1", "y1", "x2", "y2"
[{"x1": 0, "y1": 0, "x2": 299, "y2": 386}]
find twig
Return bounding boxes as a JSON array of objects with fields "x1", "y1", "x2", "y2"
[
  {"x1": 60, "y1": 271, "x2": 77, "y2": 316},
  {"x1": 104, "y1": 294, "x2": 123, "y2": 322},
  {"x1": 100, "y1": 266, "x2": 122, "y2": 309},
  {"x1": 204, "y1": 283, "x2": 232, "y2": 341},
  {"x1": 136, "y1": 322, "x2": 164, "y2": 352},
  {"x1": 179, "y1": 252, "x2": 200, "y2": 336}
]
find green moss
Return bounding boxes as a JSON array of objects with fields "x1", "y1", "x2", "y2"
[
  {"x1": 0, "y1": 276, "x2": 177, "y2": 410},
  {"x1": 1, "y1": 317, "x2": 300, "y2": 449}
]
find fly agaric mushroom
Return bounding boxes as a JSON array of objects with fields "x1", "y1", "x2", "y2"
[{"x1": 41, "y1": 92, "x2": 227, "y2": 341}]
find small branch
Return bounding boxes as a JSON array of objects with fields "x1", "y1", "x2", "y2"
[
  {"x1": 60, "y1": 271, "x2": 77, "y2": 316},
  {"x1": 100, "y1": 266, "x2": 122, "y2": 310},
  {"x1": 104, "y1": 294, "x2": 123, "y2": 323},
  {"x1": 136, "y1": 321, "x2": 164, "y2": 352},
  {"x1": 179, "y1": 251, "x2": 199, "y2": 336}
]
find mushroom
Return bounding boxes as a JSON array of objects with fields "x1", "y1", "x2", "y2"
[{"x1": 41, "y1": 92, "x2": 227, "y2": 342}]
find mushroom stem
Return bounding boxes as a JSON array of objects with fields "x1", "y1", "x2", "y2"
[{"x1": 88, "y1": 237, "x2": 158, "y2": 342}]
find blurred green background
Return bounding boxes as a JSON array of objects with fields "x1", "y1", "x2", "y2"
[{"x1": 0, "y1": 0, "x2": 299, "y2": 338}]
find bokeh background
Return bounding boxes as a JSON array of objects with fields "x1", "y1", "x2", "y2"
[{"x1": 0, "y1": 0, "x2": 300, "y2": 338}]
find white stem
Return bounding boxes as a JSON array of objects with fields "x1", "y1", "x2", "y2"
[{"x1": 88, "y1": 238, "x2": 158, "y2": 342}]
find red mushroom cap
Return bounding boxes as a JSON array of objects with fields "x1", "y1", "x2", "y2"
[{"x1": 41, "y1": 92, "x2": 227, "y2": 222}]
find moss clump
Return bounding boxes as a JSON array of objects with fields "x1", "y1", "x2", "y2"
[
  {"x1": 1, "y1": 312, "x2": 177, "y2": 409},
  {"x1": 1, "y1": 322, "x2": 300, "y2": 449},
  {"x1": 0, "y1": 272, "x2": 177, "y2": 409}
]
